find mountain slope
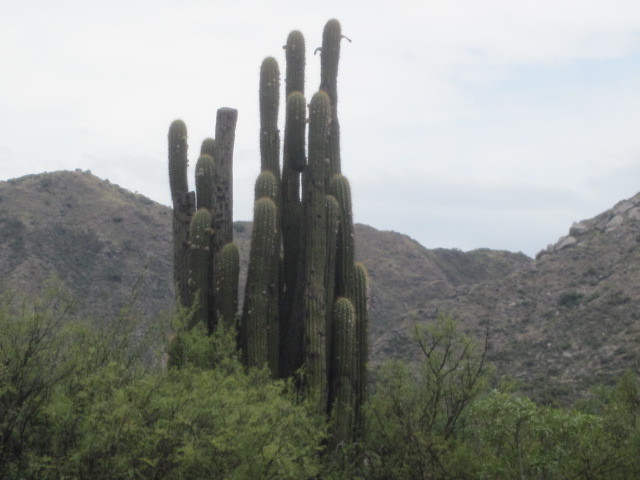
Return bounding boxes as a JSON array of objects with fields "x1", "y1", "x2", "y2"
[
  {"x1": 3, "y1": 170, "x2": 638, "y2": 404},
  {"x1": 374, "y1": 194, "x2": 640, "y2": 403}
]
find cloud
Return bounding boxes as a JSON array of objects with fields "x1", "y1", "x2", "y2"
[{"x1": 2, "y1": 1, "x2": 640, "y2": 257}]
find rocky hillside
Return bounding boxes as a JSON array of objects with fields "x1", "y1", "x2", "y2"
[
  {"x1": 2, "y1": 170, "x2": 638, "y2": 404},
  {"x1": 375, "y1": 194, "x2": 640, "y2": 404},
  {"x1": 0, "y1": 171, "x2": 528, "y2": 331}
]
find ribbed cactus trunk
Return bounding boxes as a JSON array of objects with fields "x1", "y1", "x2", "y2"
[
  {"x1": 353, "y1": 262, "x2": 369, "y2": 436},
  {"x1": 217, "y1": 242, "x2": 239, "y2": 328},
  {"x1": 168, "y1": 120, "x2": 195, "y2": 308},
  {"x1": 330, "y1": 174, "x2": 355, "y2": 299},
  {"x1": 320, "y1": 19, "x2": 343, "y2": 177},
  {"x1": 329, "y1": 297, "x2": 357, "y2": 449},
  {"x1": 279, "y1": 31, "x2": 306, "y2": 379},
  {"x1": 280, "y1": 91, "x2": 307, "y2": 378},
  {"x1": 189, "y1": 208, "x2": 212, "y2": 328},
  {"x1": 210, "y1": 108, "x2": 238, "y2": 333},
  {"x1": 301, "y1": 91, "x2": 331, "y2": 409},
  {"x1": 241, "y1": 197, "x2": 279, "y2": 370}
]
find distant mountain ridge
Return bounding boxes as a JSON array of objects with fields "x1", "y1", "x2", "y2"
[{"x1": 1, "y1": 170, "x2": 638, "y2": 404}]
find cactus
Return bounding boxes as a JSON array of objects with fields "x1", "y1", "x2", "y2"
[
  {"x1": 324, "y1": 194, "x2": 340, "y2": 354},
  {"x1": 353, "y1": 262, "x2": 369, "y2": 435},
  {"x1": 320, "y1": 18, "x2": 343, "y2": 176},
  {"x1": 329, "y1": 297, "x2": 357, "y2": 448},
  {"x1": 285, "y1": 30, "x2": 305, "y2": 96},
  {"x1": 255, "y1": 170, "x2": 279, "y2": 202},
  {"x1": 217, "y1": 242, "x2": 239, "y2": 329},
  {"x1": 195, "y1": 154, "x2": 215, "y2": 212},
  {"x1": 211, "y1": 108, "x2": 237, "y2": 257},
  {"x1": 260, "y1": 57, "x2": 281, "y2": 178},
  {"x1": 188, "y1": 208, "x2": 212, "y2": 328},
  {"x1": 209, "y1": 108, "x2": 238, "y2": 332},
  {"x1": 242, "y1": 197, "x2": 279, "y2": 371},
  {"x1": 166, "y1": 19, "x2": 367, "y2": 447},
  {"x1": 301, "y1": 90, "x2": 331, "y2": 408},
  {"x1": 330, "y1": 174, "x2": 355, "y2": 299},
  {"x1": 168, "y1": 119, "x2": 195, "y2": 308},
  {"x1": 280, "y1": 91, "x2": 307, "y2": 376},
  {"x1": 200, "y1": 137, "x2": 215, "y2": 158}
]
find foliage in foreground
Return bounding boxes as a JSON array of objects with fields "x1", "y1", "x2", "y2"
[
  {"x1": 2, "y1": 288, "x2": 640, "y2": 479},
  {"x1": 0, "y1": 287, "x2": 325, "y2": 479}
]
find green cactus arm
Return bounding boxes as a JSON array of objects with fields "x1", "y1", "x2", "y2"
[
  {"x1": 254, "y1": 170, "x2": 279, "y2": 202},
  {"x1": 324, "y1": 194, "x2": 340, "y2": 364},
  {"x1": 329, "y1": 296, "x2": 357, "y2": 447},
  {"x1": 353, "y1": 261, "x2": 369, "y2": 436},
  {"x1": 217, "y1": 242, "x2": 240, "y2": 329},
  {"x1": 168, "y1": 119, "x2": 195, "y2": 308},
  {"x1": 195, "y1": 154, "x2": 215, "y2": 212},
  {"x1": 320, "y1": 19, "x2": 344, "y2": 176},
  {"x1": 241, "y1": 197, "x2": 279, "y2": 372},
  {"x1": 330, "y1": 174, "x2": 355, "y2": 299},
  {"x1": 211, "y1": 107, "x2": 238, "y2": 254},
  {"x1": 283, "y1": 92, "x2": 307, "y2": 174},
  {"x1": 279, "y1": 92, "x2": 307, "y2": 379},
  {"x1": 168, "y1": 119, "x2": 189, "y2": 200},
  {"x1": 200, "y1": 137, "x2": 215, "y2": 158},
  {"x1": 285, "y1": 30, "x2": 305, "y2": 96},
  {"x1": 209, "y1": 108, "x2": 238, "y2": 332},
  {"x1": 259, "y1": 56, "x2": 281, "y2": 178},
  {"x1": 301, "y1": 91, "x2": 331, "y2": 410},
  {"x1": 188, "y1": 208, "x2": 213, "y2": 328}
]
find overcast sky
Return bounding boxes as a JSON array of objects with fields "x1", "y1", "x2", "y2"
[{"x1": 3, "y1": 1, "x2": 640, "y2": 256}]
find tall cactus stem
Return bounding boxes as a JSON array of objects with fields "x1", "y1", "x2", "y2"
[
  {"x1": 200, "y1": 137, "x2": 215, "y2": 158},
  {"x1": 285, "y1": 30, "x2": 305, "y2": 96},
  {"x1": 320, "y1": 19, "x2": 343, "y2": 176},
  {"x1": 242, "y1": 197, "x2": 279, "y2": 372},
  {"x1": 168, "y1": 119, "x2": 195, "y2": 307},
  {"x1": 210, "y1": 107, "x2": 237, "y2": 332},
  {"x1": 188, "y1": 208, "x2": 212, "y2": 328},
  {"x1": 301, "y1": 91, "x2": 331, "y2": 408},
  {"x1": 255, "y1": 170, "x2": 279, "y2": 202},
  {"x1": 324, "y1": 194, "x2": 340, "y2": 362},
  {"x1": 353, "y1": 261, "x2": 369, "y2": 436},
  {"x1": 211, "y1": 107, "x2": 238, "y2": 254},
  {"x1": 330, "y1": 174, "x2": 355, "y2": 299},
  {"x1": 260, "y1": 57, "x2": 281, "y2": 178},
  {"x1": 217, "y1": 242, "x2": 240, "y2": 329},
  {"x1": 329, "y1": 296, "x2": 357, "y2": 447},
  {"x1": 195, "y1": 154, "x2": 215, "y2": 212}
]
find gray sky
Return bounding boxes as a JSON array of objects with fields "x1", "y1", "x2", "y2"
[{"x1": 3, "y1": 0, "x2": 640, "y2": 257}]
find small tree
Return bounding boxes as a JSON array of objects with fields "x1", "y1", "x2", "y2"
[{"x1": 362, "y1": 314, "x2": 487, "y2": 479}]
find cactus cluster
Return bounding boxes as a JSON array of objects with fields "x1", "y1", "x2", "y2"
[{"x1": 167, "y1": 19, "x2": 369, "y2": 445}]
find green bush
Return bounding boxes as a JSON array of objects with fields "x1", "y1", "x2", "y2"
[{"x1": 0, "y1": 288, "x2": 326, "y2": 479}]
